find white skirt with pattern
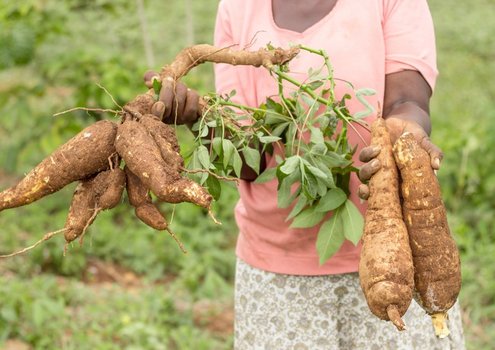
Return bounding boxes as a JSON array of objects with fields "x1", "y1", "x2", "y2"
[{"x1": 234, "y1": 258, "x2": 465, "y2": 350}]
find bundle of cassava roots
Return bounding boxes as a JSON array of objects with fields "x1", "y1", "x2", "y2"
[
  {"x1": 0, "y1": 44, "x2": 299, "y2": 251},
  {"x1": 0, "y1": 44, "x2": 460, "y2": 338},
  {"x1": 359, "y1": 117, "x2": 461, "y2": 338}
]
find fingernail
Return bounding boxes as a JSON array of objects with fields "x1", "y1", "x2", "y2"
[
  {"x1": 373, "y1": 145, "x2": 381, "y2": 153},
  {"x1": 371, "y1": 159, "x2": 380, "y2": 168},
  {"x1": 433, "y1": 158, "x2": 440, "y2": 169},
  {"x1": 166, "y1": 77, "x2": 174, "y2": 82},
  {"x1": 152, "y1": 101, "x2": 165, "y2": 118}
]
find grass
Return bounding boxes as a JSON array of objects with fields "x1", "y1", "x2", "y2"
[{"x1": 0, "y1": 0, "x2": 494, "y2": 349}]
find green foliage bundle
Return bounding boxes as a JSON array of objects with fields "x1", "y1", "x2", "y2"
[{"x1": 183, "y1": 46, "x2": 374, "y2": 263}]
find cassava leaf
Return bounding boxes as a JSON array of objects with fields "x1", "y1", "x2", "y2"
[
  {"x1": 233, "y1": 149, "x2": 243, "y2": 178},
  {"x1": 242, "y1": 146, "x2": 261, "y2": 175},
  {"x1": 206, "y1": 175, "x2": 221, "y2": 201},
  {"x1": 152, "y1": 78, "x2": 162, "y2": 97},
  {"x1": 290, "y1": 206, "x2": 326, "y2": 229},
  {"x1": 309, "y1": 126, "x2": 324, "y2": 145},
  {"x1": 316, "y1": 210, "x2": 346, "y2": 265},
  {"x1": 259, "y1": 135, "x2": 282, "y2": 144},
  {"x1": 277, "y1": 177, "x2": 293, "y2": 209},
  {"x1": 222, "y1": 139, "x2": 235, "y2": 169},
  {"x1": 315, "y1": 188, "x2": 347, "y2": 212},
  {"x1": 280, "y1": 156, "x2": 300, "y2": 175},
  {"x1": 212, "y1": 137, "x2": 222, "y2": 157},
  {"x1": 199, "y1": 125, "x2": 209, "y2": 138},
  {"x1": 255, "y1": 167, "x2": 277, "y2": 183},
  {"x1": 341, "y1": 199, "x2": 364, "y2": 245},
  {"x1": 197, "y1": 145, "x2": 210, "y2": 169},
  {"x1": 286, "y1": 196, "x2": 308, "y2": 221}
]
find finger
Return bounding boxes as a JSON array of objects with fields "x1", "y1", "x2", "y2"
[
  {"x1": 159, "y1": 77, "x2": 175, "y2": 120},
  {"x1": 144, "y1": 70, "x2": 159, "y2": 88},
  {"x1": 358, "y1": 159, "x2": 381, "y2": 182},
  {"x1": 151, "y1": 101, "x2": 166, "y2": 120},
  {"x1": 359, "y1": 145, "x2": 381, "y2": 162},
  {"x1": 167, "y1": 82, "x2": 188, "y2": 124},
  {"x1": 182, "y1": 88, "x2": 200, "y2": 124},
  {"x1": 358, "y1": 184, "x2": 370, "y2": 200},
  {"x1": 420, "y1": 136, "x2": 444, "y2": 170}
]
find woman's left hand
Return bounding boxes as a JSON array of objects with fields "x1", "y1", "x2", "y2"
[{"x1": 357, "y1": 117, "x2": 443, "y2": 200}]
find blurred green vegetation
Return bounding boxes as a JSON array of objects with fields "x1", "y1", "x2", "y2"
[{"x1": 0, "y1": 0, "x2": 493, "y2": 349}]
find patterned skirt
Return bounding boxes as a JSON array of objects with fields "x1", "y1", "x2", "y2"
[{"x1": 234, "y1": 258, "x2": 465, "y2": 350}]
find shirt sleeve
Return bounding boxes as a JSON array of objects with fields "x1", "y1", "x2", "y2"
[{"x1": 383, "y1": 0, "x2": 438, "y2": 91}]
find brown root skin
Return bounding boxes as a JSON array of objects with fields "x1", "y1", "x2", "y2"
[
  {"x1": 393, "y1": 132, "x2": 461, "y2": 333},
  {"x1": 125, "y1": 166, "x2": 168, "y2": 230},
  {"x1": 387, "y1": 305, "x2": 406, "y2": 331},
  {"x1": 0, "y1": 120, "x2": 117, "y2": 212},
  {"x1": 116, "y1": 120, "x2": 212, "y2": 209},
  {"x1": 135, "y1": 203, "x2": 168, "y2": 230},
  {"x1": 359, "y1": 118, "x2": 414, "y2": 331},
  {"x1": 64, "y1": 168, "x2": 126, "y2": 243},
  {"x1": 138, "y1": 114, "x2": 183, "y2": 170},
  {"x1": 161, "y1": 44, "x2": 300, "y2": 81}
]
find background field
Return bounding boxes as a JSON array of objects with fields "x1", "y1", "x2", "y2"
[{"x1": 0, "y1": 0, "x2": 494, "y2": 349}]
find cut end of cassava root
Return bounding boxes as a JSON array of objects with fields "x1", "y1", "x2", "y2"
[
  {"x1": 387, "y1": 305, "x2": 406, "y2": 331},
  {"x1": 431, "y1": 312, "x2": 450, "y2": 338}
]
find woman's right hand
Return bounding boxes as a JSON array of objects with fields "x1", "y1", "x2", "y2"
[{"x1": 144, "y1": 70, "x2": 201, "y2": 125}]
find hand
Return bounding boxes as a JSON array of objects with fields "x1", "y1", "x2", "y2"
[
  {"x1": 143, "y1": 70, "x2": 201, "y2": 125},
  {"x1": 357, "y1": 117, "x2": 443, "y2": 200}
]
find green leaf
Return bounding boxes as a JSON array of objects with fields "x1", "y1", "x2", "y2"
[
  {"x1": 280, "y1": 156, "x2": 300, "y2": 175},
  {"x1": 212, "y1": 137, "x2": 223, "y2": 157},
  {"x1": 310, "y1": 143, "x2": 327, "y2": 155},
  {"x1": 315, "y1": 188, "x2": 347, "y2": 212},
  {"x1": 305, "y1": 164, "x2": 328, "y2": 180},
  {"x1": 152, "y1": 78, "x2": 162, "y2": 97},
  {"x1": 341, "y1": 199, "x2": 364, "y2": 245},
  {"x1": 242, "y1": 147, "x2": 261, "y2": 175},
  {"x1": 199, "y1": 125, "x2": 209, "y2": 138},
  {"x1": 197, "y1": 145, "x2": 210, "y2": 169},
  {"x1": 277, "y1": 177, "x2": 293, "y2": 209},
  {"x1": 259, "y1": 135, "x2": 282, "y2": 144},
  {"x1": 232, "y1": 149, "x2": 243, "y2": 178},
  {"x1": 222, "y1": 139, "x2": 235, "y2": 169},
  {"x1": 271, "y1": 122, "x2": 289, "y2": 137},
  {"x1": 286, "y1": 196, "x2": 308, "y2": 221},
  {"x1": 206, "y1": 175, "x2": 221, "y2": 201},
  {"x1": 316, "y1": 210, "x2": 346, "y2": 265},
  {"x1": 307, "y1": 80, "x2": 324, "y2": 90},
  {"x1": 290, "y1": 206, "x2": 326, "y2": 229},
  {"x1": 302, "y1": 172, "x2": 318, "y2": 200},
  {"x1": 255, "y1": 167, "x2": 277, "y2": 183},
  {"x1": 309, "y1": 126, "x2": 324, "y2": 145}
]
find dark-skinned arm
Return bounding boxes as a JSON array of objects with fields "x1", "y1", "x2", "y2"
[{"x1": 358, "y1": 70, "x2": 443, "y2": 199}]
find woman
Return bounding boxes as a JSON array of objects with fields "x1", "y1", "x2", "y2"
[{"x1": 146, "y1": 0, "x2": 465, "y2": 348}]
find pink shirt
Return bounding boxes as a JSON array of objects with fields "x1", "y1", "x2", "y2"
[{"x1": 213, "y1": 0, "x2": 438, "y2": 275}]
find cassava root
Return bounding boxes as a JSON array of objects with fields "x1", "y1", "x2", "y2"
[{"x1": 0, "y1": 44, "x2": 300, "y2": 257}]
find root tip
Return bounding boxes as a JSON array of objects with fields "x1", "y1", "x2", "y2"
[{"x1": 387, "y1": 305, "x2": 406, "y2": 331}]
